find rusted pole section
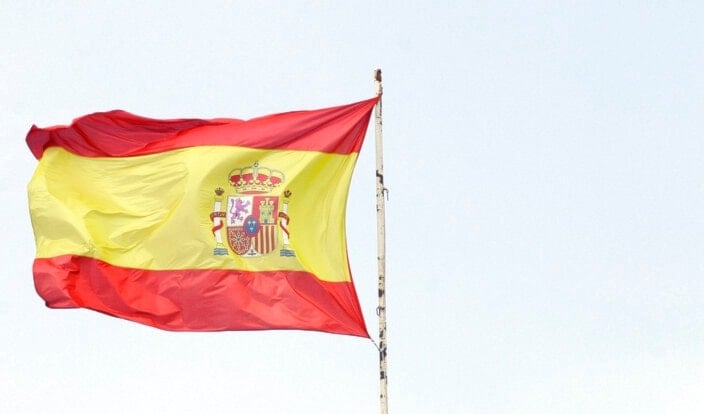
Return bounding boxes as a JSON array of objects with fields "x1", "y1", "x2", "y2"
[{"x1": 373, "y1": 68, "x2": 388, "y2": 414}]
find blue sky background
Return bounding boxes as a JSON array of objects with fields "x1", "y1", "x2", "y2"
[{"x1": 2, "y1": 2, "x2": 704, "y2": 413}]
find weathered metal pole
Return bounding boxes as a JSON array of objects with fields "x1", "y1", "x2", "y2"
[{"x1": 373, "y1": 68, "x2": 388, "y2": 414}]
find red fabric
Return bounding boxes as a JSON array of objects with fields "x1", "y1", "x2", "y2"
[
  {"x1": 33, "y1": 255, "x2": 369, "y2": 337},
  {"x1": 26, "y1": 97, "x2": 378, "y2": 159}
]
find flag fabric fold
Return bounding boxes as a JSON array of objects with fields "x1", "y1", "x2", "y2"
[{"x1": 27, "y1": 97, "x2": 378, "y2": 337}]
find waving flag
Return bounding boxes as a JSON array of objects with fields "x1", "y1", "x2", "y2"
[{"x1": 27, "y1": 97, "x2": 377, "y2": 337}]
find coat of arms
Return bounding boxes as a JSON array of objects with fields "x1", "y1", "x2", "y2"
[{"x1": 209, "y1": 161, "x2": 295, "y2": 257}]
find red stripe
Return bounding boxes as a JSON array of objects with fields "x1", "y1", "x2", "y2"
[
  {"x1": 33, "y1": 255, "x2": 368, "y2": 337},
  {"x1": 26, "y1": 97, "x2": 378, "y2": 159}
]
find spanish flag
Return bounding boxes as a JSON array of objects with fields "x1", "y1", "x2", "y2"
[{"x1": 27, "y1": 97, "x2": 378, "y2": 337}]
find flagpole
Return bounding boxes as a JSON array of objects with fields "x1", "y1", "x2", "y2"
[{"x1": 373, "y1": 68, "x2": 388, "y2": 414}]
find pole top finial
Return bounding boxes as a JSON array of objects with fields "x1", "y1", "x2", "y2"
[{"x1": 374, "y1": 69, "x2": 382, "y2": 96}]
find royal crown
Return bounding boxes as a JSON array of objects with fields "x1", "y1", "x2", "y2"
[{"x1": 228, "y1": 161, "x2": 285, "y2": 194}]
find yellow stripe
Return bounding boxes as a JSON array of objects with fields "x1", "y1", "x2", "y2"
[{"x1": 29, "y1": 146, "x2": 358, "y2": 282}]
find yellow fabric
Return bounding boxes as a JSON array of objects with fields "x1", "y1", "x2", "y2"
[{"x1": 28, "y1": 146, "x2": 358, "y2": 282}]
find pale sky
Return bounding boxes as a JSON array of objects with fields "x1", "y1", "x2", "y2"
[{"x1": 3, "y1": 2, "x2": 704, "y2": 413}]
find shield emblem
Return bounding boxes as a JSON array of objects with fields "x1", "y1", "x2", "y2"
[{"x1": 226, "y1": 195, "x2": 279, "y2": 256}]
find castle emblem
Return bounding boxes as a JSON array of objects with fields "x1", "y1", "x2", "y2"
[{"x1": 209, "y1": 161, "x2": 295, "y2": 257}]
